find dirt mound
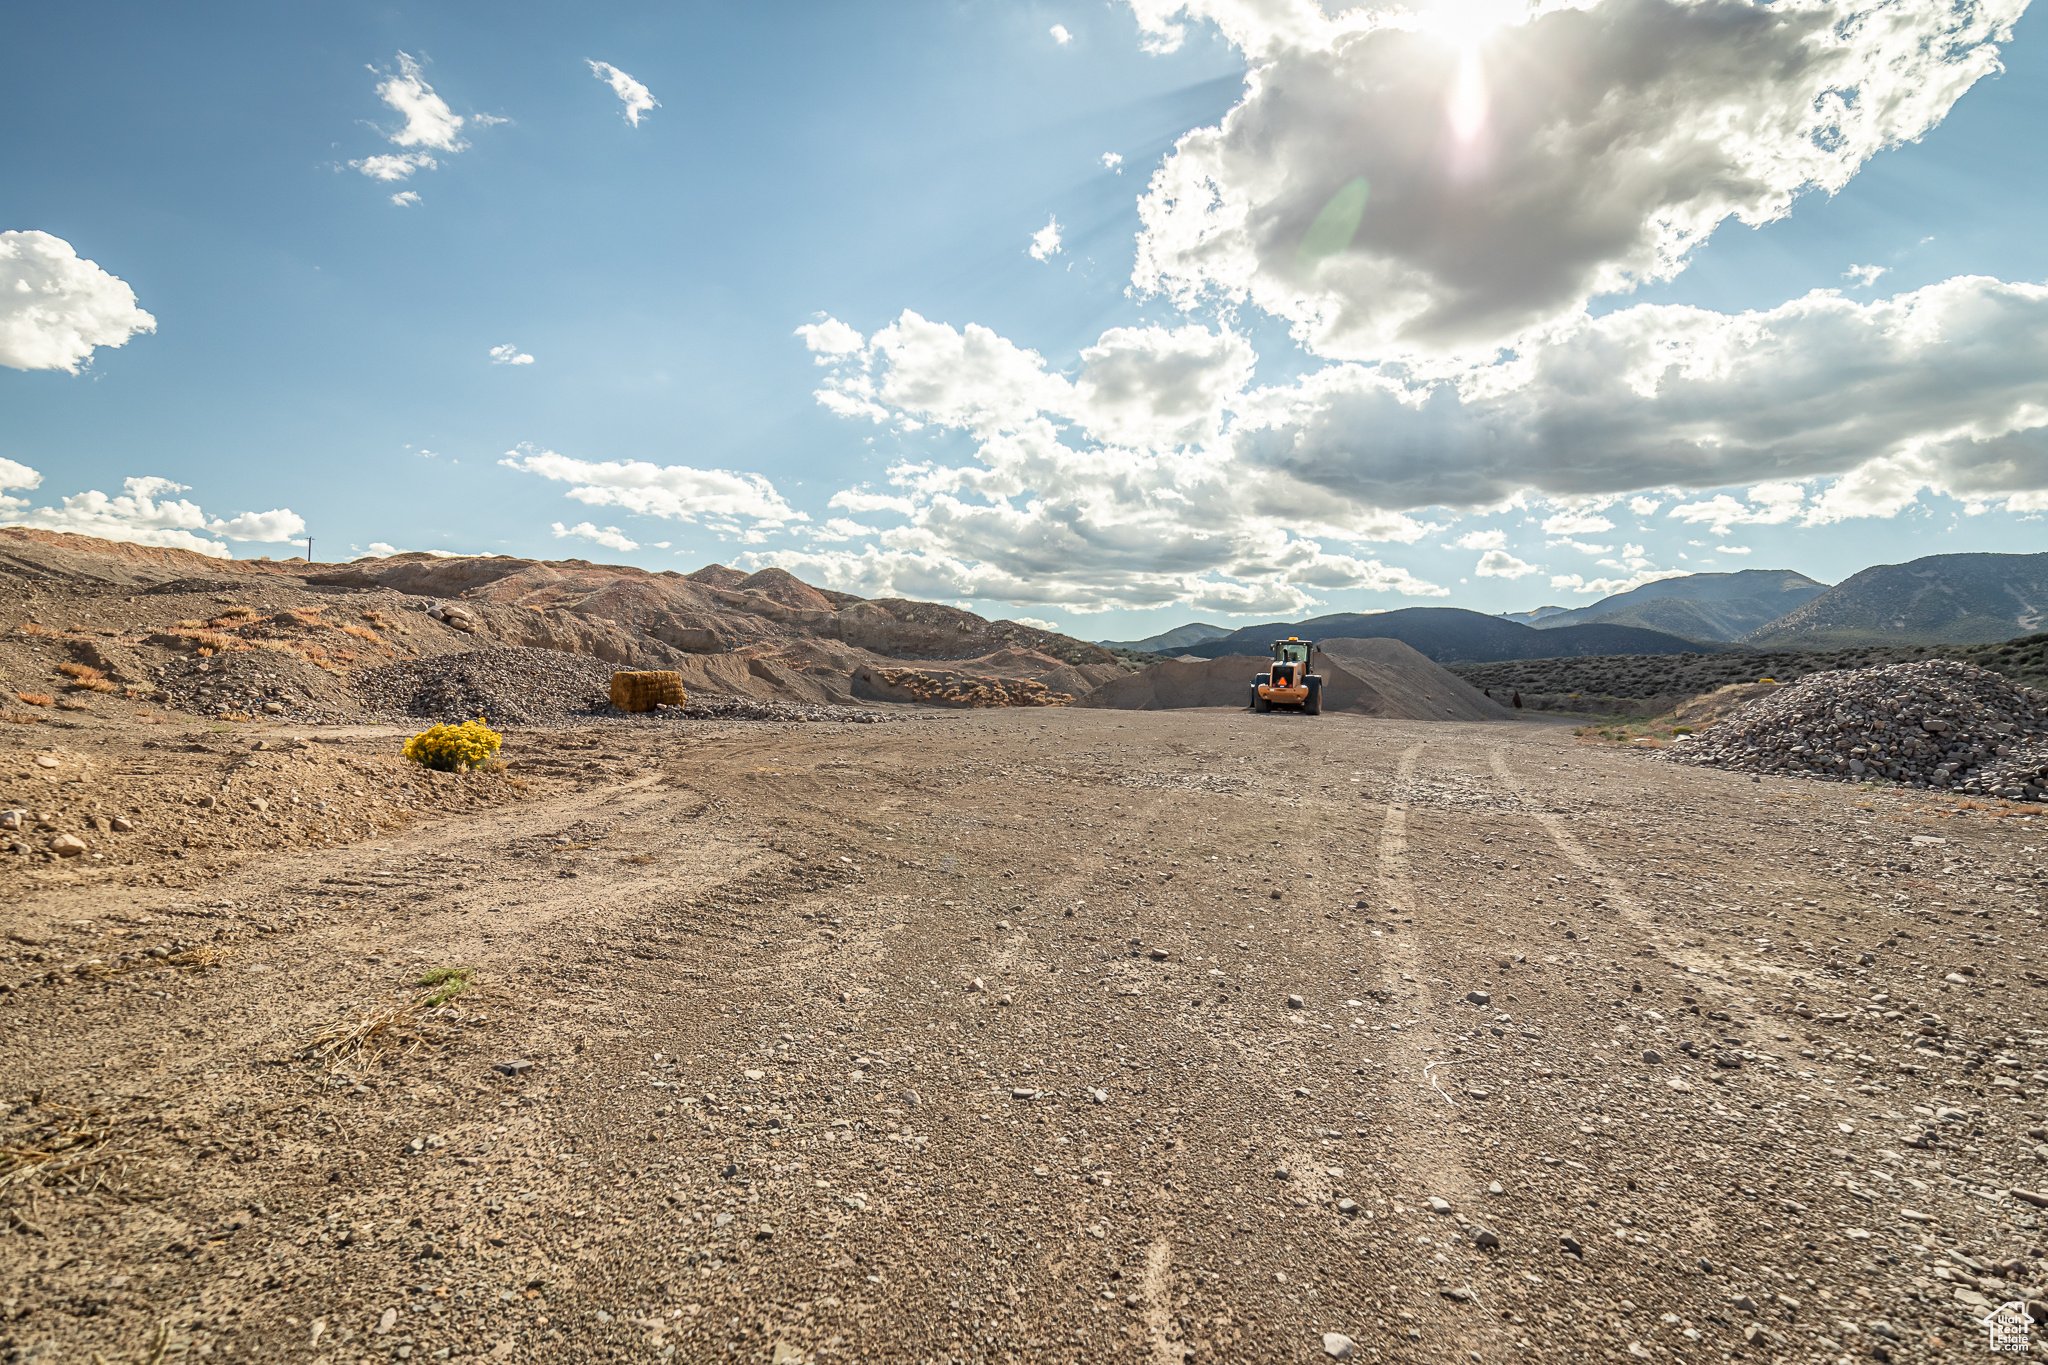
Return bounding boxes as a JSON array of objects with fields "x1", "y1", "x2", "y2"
[
  {"x1": 0, "y1": 531, "x2": 1136, "y2": 719},
  {"x1": 1315, "y1": 638, "x2": 1515, "y2": 720},
  {"x1": 1666, "y1": 657, "x2": 2048, "y2": 799},
  {"x1": 1660, "y1": 681, "x2": 1782, "y2": 730},
  {"x1": 1079, "y1": 639, "x2": 1513, "y2": 720}
]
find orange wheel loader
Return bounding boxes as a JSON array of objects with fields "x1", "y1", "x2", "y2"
[{"x1": 1249, "y1": 637, "x2": 1322, "y2": 715}]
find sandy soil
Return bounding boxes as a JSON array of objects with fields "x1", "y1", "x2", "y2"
[{"x1": 6, "y1": 706, "x2": 2048, "y2": 1364}]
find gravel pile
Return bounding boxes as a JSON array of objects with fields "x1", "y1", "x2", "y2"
[
  {"x1": 1666, "y1": 658, "x2": 2048, "y2": 799},
  {"x1": 355, "y1": 647, "x2": 617, "y2": 726},
  {"x1": 354, "y1": 647, "x2": 888, "y2": 727}
]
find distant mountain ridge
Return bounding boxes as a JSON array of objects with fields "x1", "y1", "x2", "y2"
[
  {"x1": 1180, "y1": 607, "x2": 1734, "y2": 664},
  {"x1": 1499, "y1": 605, "x2": 1570, "y2": 624},
  {"x1": 1529, "y1": 569, "x2": 1829, "y2": 641},
  {"x1": 1097, "y1": 622, "x2": 1232, "y2": 654},
  {"x1": 1746, "y1": 551, "x2": 2048, "y2": 647}
]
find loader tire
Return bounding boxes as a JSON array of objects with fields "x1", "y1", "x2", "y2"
[
  {"x1": 1254, "y1": 688, "x2": 1272, "y2": 714},
  {"x1": 1304, "y1": 677, "x2": 1322, "y2": 716}
]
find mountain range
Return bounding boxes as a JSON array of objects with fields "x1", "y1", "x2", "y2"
[
  {"x1": 1174, "y1": 608, "x2": 1731, "y2": 664},
  {"x1": 1106, "y1": 551, "x2": 2048, "y2": 664},
  {"x1": 1526, "y1": 568, "x2": 1829, "y2": 640},
  {"x1": 1746, "y1": 552, "x2": 2048, "y2": 648}
]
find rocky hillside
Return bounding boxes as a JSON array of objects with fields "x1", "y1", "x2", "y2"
[
  {"x1": 1528, "y1": 569, "x2": 1829, "y2": 642},
  {"x1": 1746, "y1": 550, "x2": 2048, "y2": 647},
  {"x1": 0, "y1": 530, "x2": 1127, "y2": 720}
]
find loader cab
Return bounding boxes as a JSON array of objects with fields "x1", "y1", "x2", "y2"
[{"x1": 1251, "y1": 637, "x2": 1323, "y2": 715}]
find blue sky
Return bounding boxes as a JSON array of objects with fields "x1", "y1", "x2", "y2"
[{"x1": 4, "y1": 0, "x2": 2045, "y2": 641}]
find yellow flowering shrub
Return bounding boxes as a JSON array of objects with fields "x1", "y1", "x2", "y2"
[{"x1": 403, "y1": 718, "x2": 503, "y2": 773}]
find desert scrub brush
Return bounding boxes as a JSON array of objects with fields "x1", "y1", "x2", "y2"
[{"x1": 403, "y1": 718, "x2": 503, "y2": 773}]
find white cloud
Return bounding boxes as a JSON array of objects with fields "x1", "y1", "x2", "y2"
[
  {"x1": 0, "y1": 470, "x2": 303, "y2": 556},
  {"x1": 373, "y1": 52, "x2": 467, "y2": 151},
  {"x1": 489, "y1": 343, "x2": 535, "y2": 366},
  {"x1": 1627, "y1": 496, "x2": 1661, "y2": 516},
  {"x1": 830, "y1": 487, "x2": 916, "y2": 516},
  {"x1": 588, "y1": 60, "x2": 659, "y2": 127},
  {"x1": 1716, "y1": 543, "x2": 1752, "y2": 555},
  {"x1": 1050, "y1": 24, "x2": 1074, "y2": 44},
  {"x1": 1102, "y1": 152, "x2": 1124, "y2": 173},
  {"x1": 351, "y1": 53, "x2": 485, "y2": 197},
  {"x1": 1549, "y1": 568, "x2": 1689, "y2": 596},
  {"x1": 1844, "y1": 264, "x2": 1890, "y2": 288},
  {"x1": 1013, "y1": 616, "x2": 1061, "y2": 631},
  {"x1": 0, "y1": 457, "x2": 41, "y2": 514},
  {"x1": 1540, "y1": 509, "x2": 1614, "y2": 536},
  {"x1": 809, "y1": 516, "x2": 879, "y2": 543},
  {"x1": 795, "y1": 318, "x2": 866, "y2": 356},
  {"x1": 1475, "y1": 549, "x2": 1539, "y2": 579},
  {"x1": 0, "y1": 231, "x2": 157, "y2": 374},
  {"x1": 502, "y1": 448, "x2": 803, "y2": 532},
  {"x1": 1129, "y1": 0, "x2": 2019, "y2": 363},
  {"x1": 1668, "y1": 481, "x2": 1807, "y2": 534},
  {"x1": 1548, "y1": 539, "x2": 1612, "y2": 555},
  {"x1": 551, "y1": 521, "x2": 639, "y2": 553},
  {"x1": 1445, "y1": 528, "x2": 1505, "y2": 550},
  {"x1": 211, "y1": 508, "x2": 308, "y2": 542},
  {"x1": 1028, "y1": 217, "x2": 1063, "y2": 262},
  {"x1": 791, "y1": 311, "x2": 1442, "y2": 613},
  {"x1": 352, "y1": 153, "x2": 437, "y2": 182},
  {"x1": 1231, "y1": 278, "x2": 2048, "y2": 519}
]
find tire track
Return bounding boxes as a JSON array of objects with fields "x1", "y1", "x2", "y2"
[
  {"x1": 1486, "y1": 744, "x2": 1745, "y2": 996},
  {"x1": 1362, "y1": 741, "x2": 1507, "y2": 1359}
]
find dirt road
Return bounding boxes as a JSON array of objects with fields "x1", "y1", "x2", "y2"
[{"x1": 6, "y1": 707, "x2": 2048, "y2": 1363}]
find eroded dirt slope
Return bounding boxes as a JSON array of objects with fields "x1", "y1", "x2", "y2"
[{"x1": 5, "y1": 709, "x2": 2048, "y2": 1365}]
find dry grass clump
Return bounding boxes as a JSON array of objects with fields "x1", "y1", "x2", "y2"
[
  {"x1": 295, "y1": 969, "x2": 478, "y2": 1069},
  {"x1": 361, "y1": 609, "x2": 396, "y2": 629},
  {"x1": 55, "y1": 699, "x2": 91, "y2": 712},
  {"x1": 174, "y1": 618, "x2": 205, "y2": 629},
  {"x1": 1, "y1": 711, "x2": 42, "y2": 725},
  {"x1": 0, "y1": 1101, "x2": 130, "y2": 1193},
  {"x1": 60, "y1": 666, "x2": 119, "y2": 695},
  {"x1": 216, "y1": 605, "x2": 261, "y2": 621},
  {"x1": 18, "y1": 622, "x2": 52, "y2": 637},
  {"x1": 15, "y1": 692, "x2": 52, "y2": 707},
  {"x1": 341, "y1": 624, "x2": 384, "y2": 644}
]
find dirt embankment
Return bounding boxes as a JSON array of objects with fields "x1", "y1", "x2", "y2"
[
  {"x1": 0, "y1": 530, "x2": 1132, "y2": 725},
  {"x1": 1080, "y1": 637, "x2": 1515, "y2": 720}
]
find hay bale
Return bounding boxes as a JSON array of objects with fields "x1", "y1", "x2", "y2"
[{"x1": 610, "y1": 670, "x2": 687, "y2": 712}]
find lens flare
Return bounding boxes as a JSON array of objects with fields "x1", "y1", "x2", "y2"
[
  {"x1": 1447, "y1": 50, "x2": 1488, "y2": 141},
  {"x1": 1298, "y1": 177, "x2": 1372, "y2": 269}
]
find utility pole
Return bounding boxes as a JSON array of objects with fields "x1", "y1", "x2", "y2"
[{"x1": 305, "y1": 535, "x2": 314, "y2": 563}]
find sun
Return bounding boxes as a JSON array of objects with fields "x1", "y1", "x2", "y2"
[
  {"x1": 1406, "y1": 0, "x2": 1534, "y2": 142},
  {"x1": 1410, "y1": 0, "x2": 1535, "y2": 49}
]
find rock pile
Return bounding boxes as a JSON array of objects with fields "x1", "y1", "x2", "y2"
[
  {"x1": 1666, "y1": 659, "x2": 2048, "y2": 799},
  {"x1": 867, "y1": 668, "x2": 1072, "y2": 708},
  {"x1": 355, "y1": 648, "x2": 888, "y2": 727},
  {"x1": 355, "y1": 647, "x2": 618, "y2": 726}
]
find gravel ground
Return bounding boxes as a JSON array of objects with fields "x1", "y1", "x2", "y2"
[
  {"x1": 1669, "y1": 659, "x2": 2048, "y2": 801},
  {"x1": 11, "y1": 708, "x2": 2048, "y2": 1364},
  {"x1": 354, "y1": 647, "x2": 890, "y2": 727}
]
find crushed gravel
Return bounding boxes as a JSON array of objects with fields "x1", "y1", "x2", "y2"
[
  {"x1": 353, "y1": 647, "x2": 889, "y2": 727},
  {"x1": 1665, "y1": 657, "x2": 2048, "y2": 799}
]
